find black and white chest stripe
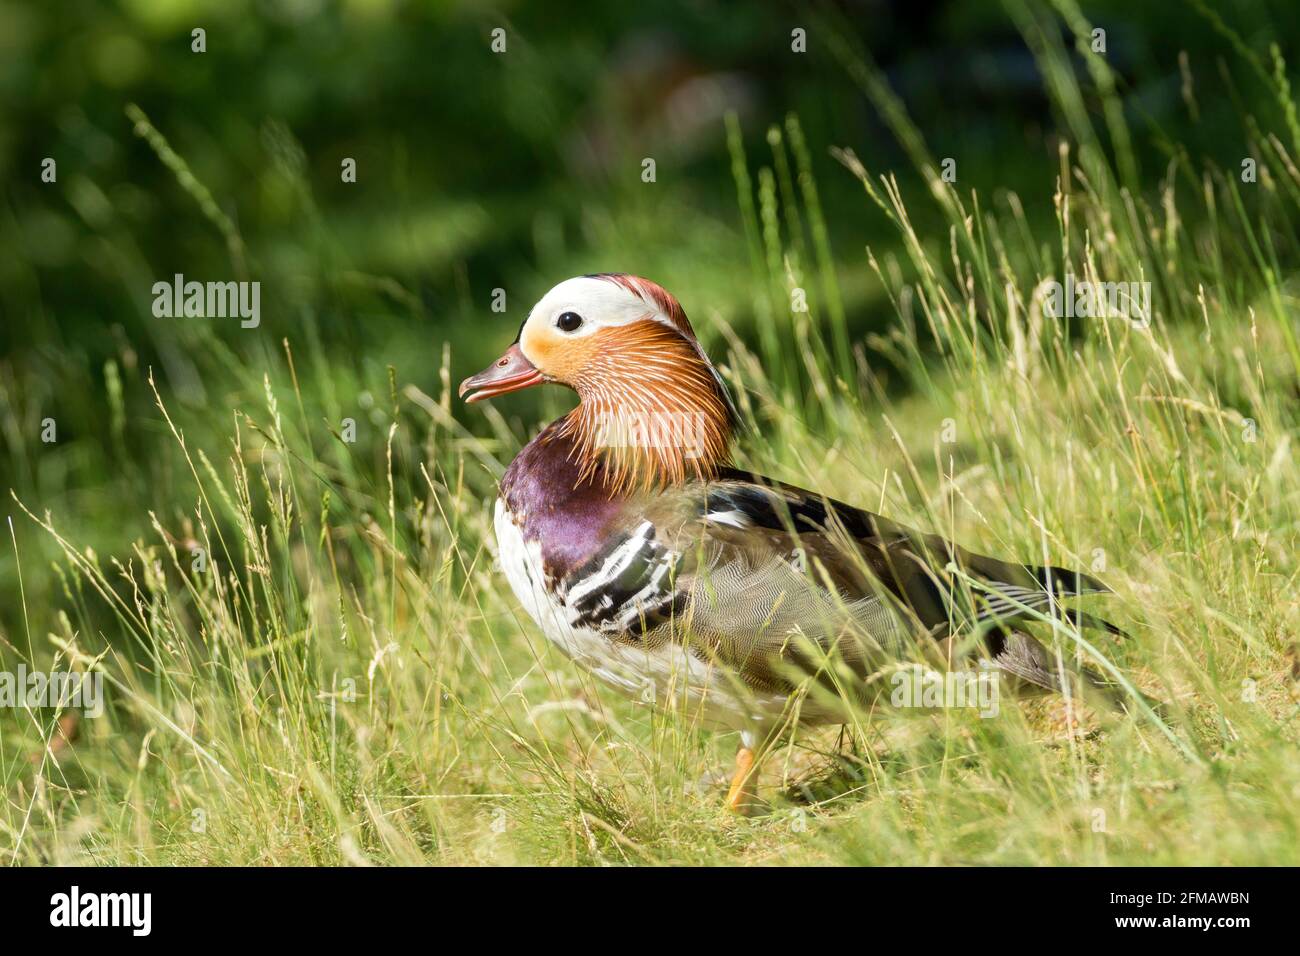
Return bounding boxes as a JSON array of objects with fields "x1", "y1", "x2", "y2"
[
  {"x1": 559, "y1": 499, "x2": 808, "y2": 638},
  {"x1": 562, "y1": 521, "x2": 686, "y2": 636}
]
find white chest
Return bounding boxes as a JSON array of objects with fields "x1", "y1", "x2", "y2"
[{"x1": 493, "y1": 498, "x2": 642, "y2": 691}]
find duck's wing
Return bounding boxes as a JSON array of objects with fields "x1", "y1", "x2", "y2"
[
  {"x1": 701, "y1": 469, "x2": 1123, "y2": 635},
  {"x1": 559, "y1": 470, "x2": 1122, "y2": 697}
]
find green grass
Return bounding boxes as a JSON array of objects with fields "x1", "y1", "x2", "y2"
[{"x1": 3, "y1": 9, "x2": 1299, "y2": 866}]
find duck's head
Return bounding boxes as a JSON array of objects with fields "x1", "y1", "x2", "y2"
[{"x1": 459, "y1": 274, "x2": 737, "y2": 492}]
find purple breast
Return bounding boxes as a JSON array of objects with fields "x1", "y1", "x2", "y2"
[{"x1": 499, "y1": 420, "x2": 629, "y2": 583}]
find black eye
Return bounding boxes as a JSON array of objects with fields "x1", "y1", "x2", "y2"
[{"x1": 556, "y1": 311, "x2": 583, "y2": 332}]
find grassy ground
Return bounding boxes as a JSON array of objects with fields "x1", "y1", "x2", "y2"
[{"x1": 4, "y1": 10, "x2": 1299, "y2": 865}]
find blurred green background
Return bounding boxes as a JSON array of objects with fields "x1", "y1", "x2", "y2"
[{"x1": 2, "y1": 0, "x2": 1298, "y2": 633}]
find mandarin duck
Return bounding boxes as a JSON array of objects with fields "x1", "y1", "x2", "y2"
[{"x1": 460, "y1": 274, "x2": 1127, "y2": 812}]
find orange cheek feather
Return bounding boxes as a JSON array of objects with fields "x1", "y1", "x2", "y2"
[{"x1": 521, "y1": 325, "x2": 599, "y2": 382}]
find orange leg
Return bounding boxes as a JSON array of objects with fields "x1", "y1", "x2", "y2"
[{"x1": 723, "y1": 745, "x2": 760, "y2": 814}]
